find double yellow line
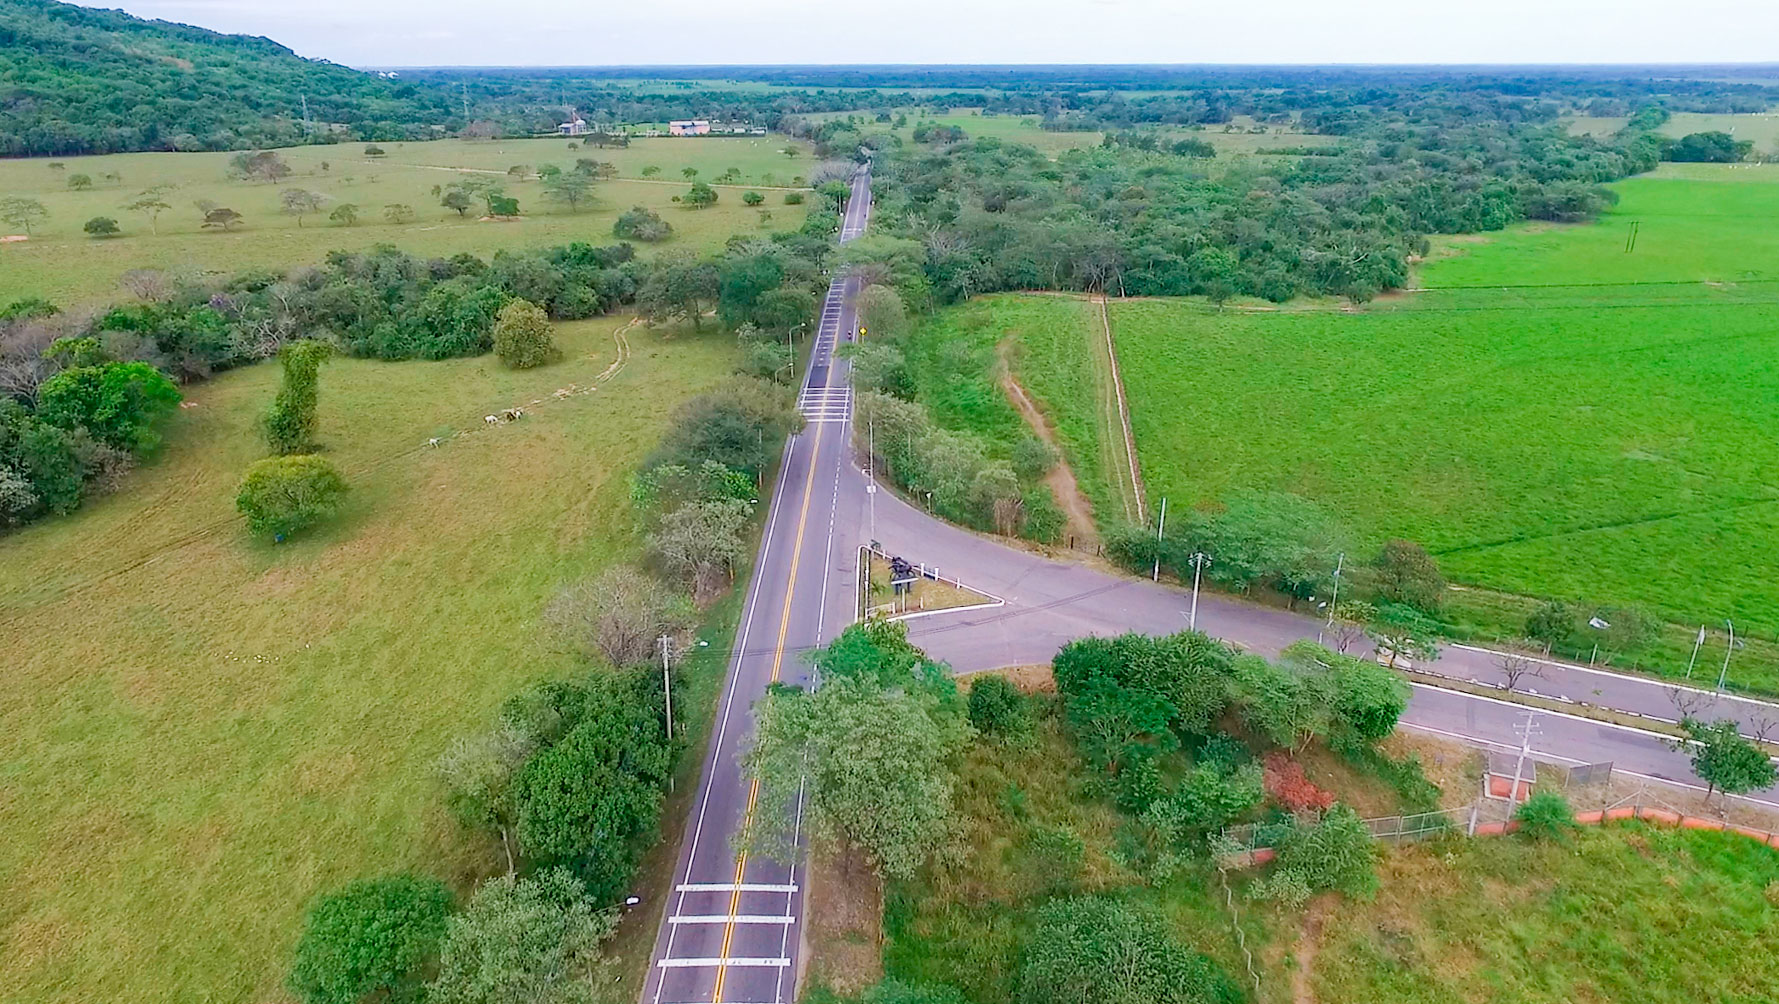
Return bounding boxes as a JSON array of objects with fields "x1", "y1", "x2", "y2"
[{"x1": 711, "y1": 418, "x2": 827, "y2": 1003}]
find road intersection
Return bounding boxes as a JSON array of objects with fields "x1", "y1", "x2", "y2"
[{"x1": 642, "y1": 161, "x2": 1779, "y2": 1004}]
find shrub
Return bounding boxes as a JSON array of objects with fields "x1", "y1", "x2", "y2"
[
  {"x1": 1525, "y1": 600, "x2": 1576, "y2": 651},
  {"x1": 1514, "y1": 790, "x2": 1578, "y2": 841},
  {"x1": 36, "y1": 360, "x2": 181, "y2": 452},
  {"x1": 427, "y1": 868, "x2": 613, "y2": 1004},
  {"x1": 1370, "y1": 538, "x2": 1444, "y2": 610},
  {"x1": 613, "y1": 205, "x2": 673, "y2": 241},
  {"x1": 1020, "y1": 897, "x2": 1241, "y2": 1004},
  {"x1": 236, "y1": 454, "x2": 347, "y2": 539},
  {"x1": 364, "y1": 144, "x2": 386, "y2": 157},
  {"x1": 784, "y1": 191, "x2": 805, "y2": 205},
  {"x1": 1251, "y1": 803, "x2": 1378, "y2": 906},
  {"x1": 1262, "y1": 751, "x2": 1335, "y2": 813},
  {"x1": 743, "y1": 190, "x2": 765, "y2": 206},
  {"x1": 83, "y1": 215, "x2": 120, "y2": 237},
  {"x1": 288, "y1": 874, "x2": 452, "y2": 1004},
  {"x1": 491, "y1": 298, "x2": 559, "y2": 369},
  {"x1": 966, "y1": 674, "x2": 1029, "y2": 739}
]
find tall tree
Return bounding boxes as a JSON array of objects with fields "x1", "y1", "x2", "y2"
[
  {"x1": 263, "y1": 339, "x2": 330, "y2": 454},
  {"x1": 1679, "y1": 718, "x2": 1777, "y2": 801},
  {"x1": 280, "y1": 188, "x2": 324, "y2": 227},
  {"x1": 541, "y1": 171, "x2": 594, "y2": 213},
  {"x1": 0, "y1": 197, "x2": 48, "y2": 236},
  {"x1": 743, "y1": 672, "x2": 969, "y2": 879},
  {"x1": 428, "y1": 868, "x2": 614, "y2": 1004},
  {"x1": 124, "y1": 186, "x2": 173, "y2": 234}
]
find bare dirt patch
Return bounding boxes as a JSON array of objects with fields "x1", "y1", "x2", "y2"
[
  {"x1": 804, "y1": 838, "x2": 884, "y2": 996},
  {"x1": 996, "y1": 339, "x2": 1099, "y2": 547},
  {"x1": 1292, "y1": 893, "x2": 1337, "y2": 1004}
]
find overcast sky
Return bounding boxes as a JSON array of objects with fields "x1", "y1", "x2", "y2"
[{"x1": 73, "y1": 0, "x2": 1779, "y2": 68}]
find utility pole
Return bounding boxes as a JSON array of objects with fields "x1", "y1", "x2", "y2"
[
  {"x1": 658, "y1": 635, "x2": 674, "y2": 742},
  {"x1": 1318, "y1": 551, "x2": 1344, "y2": 645},
  {"x1": 1509, "y1": 708, "x2": 1540, "y2": 812},
  {"x1": 1151, "y1": 496, "x2": 1167, "y2": 582},
  {"x1": 1188, "y1": 552, "x2": 1210, "y2": 631},
  {"x1": 1686, "y1": 624, "x2": 1706, "y2": 679},
  {"x1": 867, "y1": 416, "x2": 877, "y2": 540},
  {"x1": 1719, "y1": 619, "x2": 1735, "y2": 691}
]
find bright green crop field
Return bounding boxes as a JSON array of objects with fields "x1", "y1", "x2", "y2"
[
  {"x1": 0, "y1": 135, "x2": 811, "y2": 307},
  {"x1": 1109, "y1": 164, "x2": 1779, "y2": 635}
]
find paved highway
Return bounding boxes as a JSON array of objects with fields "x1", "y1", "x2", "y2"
[
  {"x1": 641, "y1": 167, "x2": 873, "y2": 1004},
  {"x1": 644, "y1": 159, "x2": 1779, "y2": 1004}
]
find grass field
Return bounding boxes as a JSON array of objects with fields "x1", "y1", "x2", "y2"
[
  {"x1": 1566, "y1": 110, "x2": 1779, "y2": 155},
  {"x1": 903, "y1": 294, "x2": 1136, "y2": 525},
  {"x1": 1105, "y1": 165, "x2": 1779, "y2": 642},
  {"x1": 0, "y1": 318, "x2": 740, "y2": 1004},
  {"x1": 0, "y1": 135, "x2": 812, "y2": 306},
  {"x1": 1309, "y1": 824, "x2": 1779, "y2": 1004}
]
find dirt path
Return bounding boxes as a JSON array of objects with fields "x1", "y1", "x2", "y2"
[
  {"x1": 1292, "y1": 894, "x2": 1337, "y2": 1004},
  {"x1": 997, "y1": 340, "x2": 1099, "y2": 548}
]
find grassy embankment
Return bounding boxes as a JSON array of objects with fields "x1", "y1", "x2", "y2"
[
  {"x1": 0, "y1": 134, "x2": 812, "y2": 306},
  {"x1": 869, "y1": 677, "x2": 1779, "y2": 1004},
  {"x1": 0, "y1": 318, "x2": 740, "y2": 1004}
]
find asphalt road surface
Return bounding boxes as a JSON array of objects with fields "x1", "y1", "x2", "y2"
[
  {"x1": 644, "y1": 159, "x2": 1779, "y2": 1004},
  {"x1": 867, "y1": 484, "x2": 1779, "y2": 806},
  {"x1": 641, "y1": 166, "x2": 874, "y2": 1004}
]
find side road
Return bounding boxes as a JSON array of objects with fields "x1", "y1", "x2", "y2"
[{"x1": 861, "y1": 481, "x2": 1779, "y2": 804}]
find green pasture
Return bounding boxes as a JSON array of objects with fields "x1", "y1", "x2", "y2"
[
  {"x1": 0, "y1": 136, "x2": 811, "y2": 306},
  {"x1": 1566, "y1": 109, "x2": 1779, "y2": 154},
  {"x1": 0, "y1": 318, "x2": 738, "y2": 1003},
  {"x1": 895, "y1": 166, "x2": 1779, "y2": 672},
  {"x1": 1310, "y1": 824, "x2": 1779, "y2": 1004}
]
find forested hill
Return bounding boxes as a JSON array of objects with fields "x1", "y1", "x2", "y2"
[{"x1": 0, "y1": 0, "x2": 457, "y2": 156}]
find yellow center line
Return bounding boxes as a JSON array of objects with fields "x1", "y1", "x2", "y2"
[{"x1": 712, "y1": 418, "x2": 828, "y2": 1004}]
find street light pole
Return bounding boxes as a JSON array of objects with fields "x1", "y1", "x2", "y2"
[
  {"x1": 1686, "y1": 624, "x2": 1705, "y2": 679},
  {"x1": 1151, "y1": 496, "x2": 1167, "y2": 582},
  {"x1": 1188, "y1": 552, "x2": 1209, "y2": 631},
  {"x1": 1719, "y1": 619, "x2": 1735, "y2": 691}
]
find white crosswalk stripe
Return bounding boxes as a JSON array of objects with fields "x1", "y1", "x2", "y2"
[
  {"x1": 797, "y1": 386, "x2": 852, "y2": 423},
  {"x1": 655, "y1": 957, "x2": 791, "y2": 969},
  {"x1": 667, "y1": 914, "x2": 796, "y2": 925},
  {"x1": 672, "y1": 882, "x2": 799, "y2": 893}
]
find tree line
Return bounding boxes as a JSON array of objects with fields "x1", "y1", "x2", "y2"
[{"x1": 868, "y1": 97, "x2": 1664, "y2": 305}]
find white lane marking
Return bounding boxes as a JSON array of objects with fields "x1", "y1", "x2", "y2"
[
  {"x1": 656, "y1": 957, "x2": 791, "y2": 969},
  {"x1": 1448, "y1": 642, "x2": 1779, "y2": 710},
  {"x1": 1400, "y1": 721, "x2": 1779, "y2": 810},
  {"x1": 668, "y1": 915, "x2": 796, "y2": 925},
  {"x1": 648, "y1": 435, "x2": 801, "y2": 1004},
  {"x1": 674, "y1": 882, "x2": 799, "y2": 893},
  {"x1": 1407, "y1": 681, "x2": 1682, "y2": 742}
]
